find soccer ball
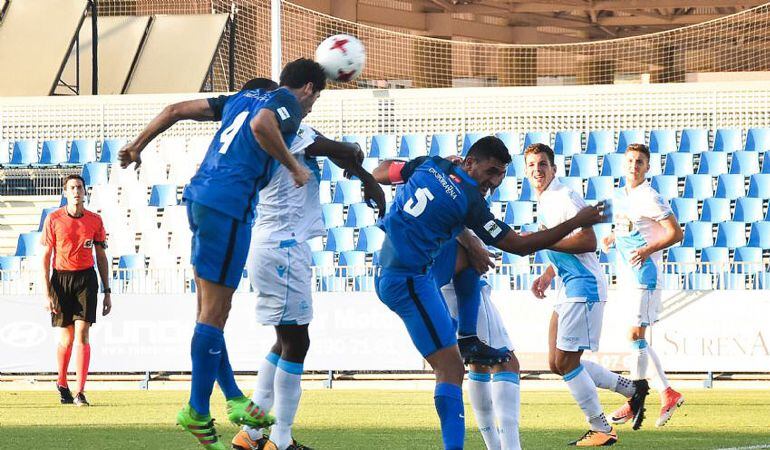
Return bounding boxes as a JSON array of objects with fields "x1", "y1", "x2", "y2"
[{"x1": 315, "y1": 34, "x2": 366, "y2": 82}]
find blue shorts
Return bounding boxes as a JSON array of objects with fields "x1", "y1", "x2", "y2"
[
  {"x1": 375, "y1": 270, "x2": 458, "y2": 358},
  {"x1": 430, "y1": 240, "x2": 458, "y2": 288},
  {"x1": 186, "y1": 201, "x2": 251, "y2": 289}
]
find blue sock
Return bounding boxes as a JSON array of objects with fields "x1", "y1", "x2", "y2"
[
  {"x1": 189, "y1": 323, "x2": 224, "y2": 416},
  {"x1": 434, "y1": 382, "x2": 465, "y2": 450},
  {"x1": 454, "y1": 268, "x2": 481, "y2": 337},
  {"x1": 216, "y1": 341, "x2": 244, "y2": 400}
]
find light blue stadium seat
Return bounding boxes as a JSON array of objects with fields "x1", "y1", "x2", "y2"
[
  {"x1": 715, "y1": 221, "x2": 747, "y2": 249},
  {"x1": 586, "y1": 130, "x2": 614, "y2": 155},
  {"x1": 671, "y1": 197, "x2": 698, "y2": 224},
  {"x1": 518, "y1": 178, "x2": 537, "y2": 201},
  {"x1": 700, "y1": 246, "x2": 730, "y2": 273},
  {"x1": 321, "y1": 159, "x2": 345, "y2": 182},
  {"x1": 651, "y1": 175, "x2": 679, "y2": 200},
  {"x1": 333, "y1": 179, "x2": 362, "y2": 205},
  {"x1": 356, "y1": 226, "x2": 385, "y2": 252},
  {"x1": 697, "y1": 152, "x2": 728, "y2": 175},
  {"x1": 700, "y1": 198, "x2": 731, "y2": 223},
  {"x1": 558, "y1": 177, "x2": 583, "y2": 195},
  {"x1": 362, "y1": 157, "x2": 378, "y2": 174},
  {"x1": 339, "y1": 250, "x2": 367, "y2": 277},
  {"x1": 490, "y1": 177, "x2": 518, "y2": 202},
  {"x1": 489, "y1": 201, "x2": 504, "y2": 220},
  {"x1": 748, "y1": 222, "x2": 770, "y2": 249},
  {"x1": 39, "y1": 140, "x2": 68, "y2": 165},
  {"x1": 554, "y1": 131, "x2": 582, "y2": 156},
  {"x1": 320, "y1": 276, "x2": 347, "y2": 292},
  {"x1": 68, "y1": 139, "x2": 96, "y2": 164},
  {"x1": 678, "y1": 128, "x2": 709, "y2": 153},
  {"x1": 748, "y1": 174, "x2": 770, "y2": 199},
  {"x1": 430, "y1": 133, "x2": 458, "y2": 157},
  {"x1": 733, "y1": 246, "x2": 763, "y2": 274},
  {"x1": 399, "y1": 134, "x2": 427, "y2": 159},
  {"x1": 15, "y1": 232, "x2": 43, "y2": 257},
  {"x1": 100, "y1": 138, "x2": 126, "y2": 163},
  {"x1": 568, "y1": 154, "x2": 599, "y2": 179},
  {"x1": 649, "y1": 130, "x2": 677, "y2": 154},
  {"x1": 667, "y1": 246, "x2": 696, "y2": 273},
  {"x1": 522, "y1": 131, "x2": 550, "y2": 152},
  {"x1": 687, "y1": 273, "x2": 714, "y2": 290},
  {"x1": 504, "y1": 201, "x2": 534, "y2": 226},
  {"x1": 616, "y1": 130, "x2": 645, "y2": 153},
  {"x1": 600, "y1": 153, "x2": 624, "y2": 178},
  {"x1": 148, "y1": 184, "x2": 178, "y2": 207},
  {"x1": 372, "y1": 250, "x2": 381, "y2": 266},
  {"x1": 345, "y1": 202, "x2": 376, "y2": 228},
  {"x1": 507, "y1": 154, "x2": 526, "y2": 178},
  {"x1": 0, "y1": 255, "x2": 22, "y2": 281},
  {"x1": 369, "y1": 134, "x2": 397, "y2": 159},
  {"x1": 117, "y1": 254, "x2": 146, "y2": 281},
  {"x1": 554, "y1": 155, "x2": 566, "y2": 177},
  {"x1": 682, "y1": 221, "x2": 713, "y2": 250},
  {"x1": 664, "y1": 153, "x2": 694, "y2": 177},
  {"x1": 10, "y1": 140, "x2": 38, "y2": 166},
  {"x1": 757, "y1": 273, "x2": 770, "y2": 290},
  {"x1": 661, "y1": 273, "x2": 683, "y2": 289},
  {"x1": 311, "y1": 250, "x2": 335, "y2": 276},
  {"x1": 319, "y1": 181, "x2": 332, "y2": 204},
  {"x1": 325, "y1": 227, "x2": 355, "y2": 252},
  {"x1": 762, "y1": 153, "x2": 770, "y2": 174},
  {"x1": 647, "y1": 153, "x2": 663, "y2": 177},
  {"x1": 683, "y1": 174, "x2": 713, "y2": 200},
  {"x1": 487, "y1": 274, "x2": 512, "y2": 291},
  {"x1": 598, "y1": 248, "x2": 618, "y2": 273},
  {"x1": 729, "y1": 151, "x2": 760, "y2": 175},
  {"x1": 342, "y1": 135, "x2": 367, "y2": 152},
  {"x1": 720, "y1": 273, "x2": 748, "y2": 290},
  {"x1": 734, "y1": 197, "x2": 764, "y2": 223},
  {"x1": 520, "y1": 223, "x2": 538, "y2": 234},
  {"x1": 353, "y1": 275, "x2": 375, "y2": 291},
  {"x1": 82, "y1": 162, "x2": 110, "y2": 187},
  {"x1": 715, "y1": 173, "x2": 745, "y2": 200},
  {"x1": 745, "y1": 128, "x2": 770, "y2": 152},
  {"x1": 462, "y1": 132, "x2": 488, "y2": 156},
  {"x1": 713, "y1": 129, "x2": 742, "y2": 153},
  {"x1": 321, "y1": 203, "x2": 344, "y2": 229},
  {"x1": 495, "y1": 131, "x2": 519, "y2": 155},
  {"x1": 501, "y1": 252, "x2": 529, "y2": 277},
  {"x1": 307, "y1": 236, "x2": 324, "y2": 252},
  {"x1": 38, "y1": 206, "x2": 59, "y2": 231}
]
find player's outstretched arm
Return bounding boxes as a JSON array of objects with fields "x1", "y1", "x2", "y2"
[
  {"x1": 251, "y1": 109, "x2": 310, "y2": 187},
  {"x1": 373, "y1": 160, "x2": 398, "y2": 185}
]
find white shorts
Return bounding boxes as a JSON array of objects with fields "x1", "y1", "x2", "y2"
[
  {"x1": 627, "y1": 289, "x2": 661, "y2": 327},
  {"x1": 441, "y1": 282, "x2": 514, "y2": 351},
  {"x1": 246, "y1": 242, "x2": 313, "y2": 326},
  {"x1": 553, "y1": 301, "x2": 605, "y2": 352}
]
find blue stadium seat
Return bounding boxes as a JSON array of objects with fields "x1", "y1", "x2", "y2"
[
  {"x1": 745, "y1": 128, "x2": 770, "y2": 152},
  {"x1": 757, "y1": 273, "x2": 770, "y2": 290},
  {"x1": 729, "y1": 151, "x2": 760, "y2": 175},
  {"x1": 598, "y1": 248, "x2": 619, "y2": 275},
  {"x1": 82, "y1": 162, "x2": 110, "y2": 187},
  {"x1": 100, "y1": 138, "x2": 126, "y2": 163},
  {"x1": 486, "y1": 274, "x2": 512, "y2": 291},
  {"x1": 369, "y1": 135, "x2": 397, "y2": 159},
  {"x1": 507, "y1": 154, "x2": 526, "y2": 178},
  {"x1": 700, "y1": 198, "x2": 731, "y2": 223},
  {"x1": 616, "y1": 130, "x2": 645, "y2": 153},
  {"x1": 311, "y1": 250, "x2": 335, "y2": 276},
  {"x1": 715, "y1": 221, "x2": 747, "y2": 249},
  {"x1": 666, "y1": 246, "x2": 696, "y2": 273},
  {"x1": 356, "y1": 226, "x2": 385, "y2": 252},
  {"x1": 0, "y1": 255, "x2": 22, "y2": 281},
  {"x1": 320, "y1": 276, "x2": 347, "y2": 292},
  {"x1": 748, "y1": 222, "x2": 770, "y2": 249},
  {"x1": 501, "y1": 252, "x2": 530, "y2": 276},
  {"x1": 38, "y1": 206, "x2": 59, "y2": 231},
  {"x1": 734, "y1": 197, "x2": 764, "y2": 223},
  {"x1": 748, "y1": 174, "x2": 770, "y2": 199},
  {"x1": 586, "y1": 130, "x2": 614, "y2": 155},
  {"x1": 683, "y1": 174, "x2": 713, "y2": 200},
  {"x1": 354, "y1": 275, "x2": 375, "y2": 291},
  {"x1": 342, "y1": 135, "x2": 367, "y2": 152},
  {"x1": 715, "y1": 174, "x2": 745, "y2": 200},
  {"x1": 10, "y1": 140, "x2": 37, "y2": 166},
  {"x1": 651, "y1": 175, "x2": 679, "y2": 200},
  {"x1": 462, "y1": 132, "x2": 488, "y2": 156},
  {"x1": 647, "y1": 153, "x2": 663, "y2": 177},
  {"x1": 321, "y1": 203, "x2": 344, "y2": 229},
  {"x1": 339, "y1": 250, "x2": 367, "y2": 277},
  {"x1": 490, "y1": 177, "x2": 518, "y2": 202},
  {"x1": 664, "y1": 153, "x2": 694, "y2": 177},
  {"x1": 671, "y1": 197, "x2": 699, "y2": 224},
  {"x1": 321, "y1": 159, "x2": 344, "y2": 181},
  {"x1": 678, "y1": 128, "x2": 709, "y2": 153},
  {"x1": 697, "y1": 152, "x2": 728, "y2": 175},
  {"x1": 733, "y1": 246, "x2": 763, "y2": 274},
  {"x1": 39, "y1": 140, "x2": 68, "y2": 165},
  {"x1": 333, "y1": 179, "x2": 362, "y2": 205},
  {"x1": 713, "y1": 128, "x2": 742, "y2": 153},
  {"x1": 558, "y1": 177, "x2": 583, "y2": 195},
  {"x1": 720, "y1": 273, "x2": 748, "y2": 290},
  {"x1": 700, "y1": 246, "x2": 730, "y2": 273},
  {"x1": 118, "y1": 254, "x2": 146, "y2": 269},
  {"x1": 148, "y1": 184, "x2": 178, "y2": 207},
  {"x1": 399, "y1": 134, "x2": 427, "y2": 159},
  {"x1": 307, "y1": 236, "x2": 324, "y2": 253},
  {"x1": 522, "y1": 131, "x2": 550, "y2": 151},
  {"x1": 554, "y1": 131, "x2": 582, "y2": 156},
  {"x1": 649, "y1": 130, "x2": 677, "y2": 155},
  {"x1": 362, "y1": 157, "x2": 378, "y2": 174},
  {"x1": 325, "y1": 227, "x2": 355, "y2": 252},
  {"x1": 762, "y1": 153, "x2": 770, "y2": 174},
  {"x1": 518, "y1": 178, "x2": 537, "y2": 201},
  {"x1": 68, "y1": 139, "x2": 96, "y2": 164},
  {"x1": 429, "y1": 133, "x2": 457, "y2": 157},
  {"x1": 495, "y1": 131, "x2": 519, "y2": 155},
  {"x1": 504, "y1": 201, "x2": 534, "y2": 226},
  {"x1": 600, "y1": 153, "x2": 624, "y2": 178},
  {"x1": 319, "y1": 181, "x2": 332, "y2": 204},
  {"x1": 682, "y1": 221, "x2": 713, "y2": 250},
  {"x1": 568, "y1": 154, "x2": 599, "y2": 179},
  {"x1": 345, "y1": 202, "x2": 376, "y2": 228},
  {"x1": 554, "y1": 155, "x2": 566, "y2": 177},
  {"x1": 687, "y1": 273, "x2": 714, "y2": 290},
  {"x1": 15, "y1": 232, "x2": 43, "y2": 257}
]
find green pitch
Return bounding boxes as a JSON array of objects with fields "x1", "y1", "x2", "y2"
[{"x1": 1, "y1": 388, "x2": 768, "y2": 449}]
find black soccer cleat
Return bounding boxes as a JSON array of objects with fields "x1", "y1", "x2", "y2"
[
  {"x1": 629, "y1": 379, "x2": 649, "y2": 430},
  {"x1": 57, "y1": 384, "x2": 74, "y2": 404},
  {"x1": 73, "y1": 392, "x2": 90, "y2": 407},
  {"x1": 458, "y1": 335, "x2": 511, "y2": 366}
]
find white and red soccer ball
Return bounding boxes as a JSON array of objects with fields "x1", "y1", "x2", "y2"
[{"x1": 315, "y1": 34, "x2": 366, "y2": 82}]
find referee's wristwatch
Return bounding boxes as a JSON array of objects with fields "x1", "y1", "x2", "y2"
[{"x1": 102, "y1": 288, "x2": 111, "y2": 294}]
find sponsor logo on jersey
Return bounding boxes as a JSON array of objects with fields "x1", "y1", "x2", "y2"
[
  {"x1": 83, "y1": 239, "x2": 93, "y2": 249},
  {"x1": 277, "y1": 107, "x2": 291, "y2": 121},
  {"x1": 449, "y1": 174, "x2": 461, "y2": 184},
  {"x1": 428, "y1": 167, "x2": 458, "y2": 200},
  {"x1": 484, "y1": 220, "x2": 502, "y2": 238}
]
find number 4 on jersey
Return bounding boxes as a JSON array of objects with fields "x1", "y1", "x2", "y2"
[
  {"x1": 404, "y1": 187, "x2": 435, "y2": 217},
  {"x1": 218, "y1": 111, "x2": 250, "y2": 155}
]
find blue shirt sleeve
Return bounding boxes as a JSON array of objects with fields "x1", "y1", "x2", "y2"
[
  {"x1": 400, "y1": 156, "x2": 431, "y2": 182},
  {"x1": 262, "y1": 89, "x2": 302, "y2": 135},
  {"x1": 465, "y1": 196, "x2": 512, "y2": 245},
  {"x1": 207, "y1": 95, "x2": 231, "y2": 121}
]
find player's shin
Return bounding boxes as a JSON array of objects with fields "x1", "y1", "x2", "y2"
[
  {"x1": 454, "y1": 268, "x2": 482, "y2": 338},
  {"x1": 468, "y1": 372, "x2": 501, "y2": 450},
  {"x1": 189, "y1": 323, "x2": 225, "y2": 416},
  {"x1": 563, "y1": 365, "x2": 611, "y2": 433},
  {"x1": 245, "y1": 352, "x2": 280, "y2": 440},
  {"x1": 216, "y1": 342, "x2": 244, "y2": 400},
  {"x1": 492, "y1": 372, "x2": 521, "y2": 450},
  {"x1": 434, "y1": 382, "x2": 466, "y2": 450},
  {"x1": 270, "y1": 359, "x2": 304, "y2": 450}
]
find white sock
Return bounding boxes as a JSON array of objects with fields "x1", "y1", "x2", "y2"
[
  {"x1": 647, "y1": 345, "x2": 670, "y2": 393},
  {"x1": 245, "y1": 352, "x2": 279, "y2": 440},
  {"x1": 581, "y1": 360, "x2": 635, "y2": 398},
  {"x1": 270, "y1": 359, "x2": 303, "y2": 450},
  {"x1": 563, "y1": 365, "x2": 611, "y2": 433},
  {"x1": 492, "y1": 372, "x2": 521, "y2": 450},
  {"x1": 629, "y1": 339, "x2": 649, "y2": 381},
  {"x1": 468, "y1": 372, "x2": 501, "y2": 450}
]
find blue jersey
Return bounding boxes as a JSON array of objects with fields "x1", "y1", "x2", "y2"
[
  {"x1": 183, "y1": 88, "x2": 302, "y2": 223},
  {"x1": 378, "y1": 156, "x2": 511, "y2": 272}
]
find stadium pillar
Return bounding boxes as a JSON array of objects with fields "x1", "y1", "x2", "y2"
[
  {"x1": 577, "y1": 58, "x2": 615, "y2": 85},
  {"x1": 413, "y1": 37, "x2": 452, "y2": 88},
  {"x1": 650, "y1": 44, "x2": 685, "y2": 83},
  {"x1": 498, "y1": 47, "x2": 536, "y2": 86}
]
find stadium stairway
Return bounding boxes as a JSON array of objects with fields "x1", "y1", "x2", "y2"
[{"x1": 0, "y1": 196, "x2": 60, "y2": 255}]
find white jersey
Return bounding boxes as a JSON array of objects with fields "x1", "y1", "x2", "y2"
[
  {"x1": 612, "y1": 180, "x2": 673, "y2": 290},
  {"x1": 251, "y1": 125, "x2": 324, "y2": 248},
  {"x1": 537, "y1": 178, "x2": 608, "y2": 304}
]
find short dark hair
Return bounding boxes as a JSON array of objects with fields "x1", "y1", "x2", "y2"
[
  {"x1": 63, "y1": 174, "x2": 85, "y2": 189},
  {"x1": 241, "y1": 77, "x2": 278, "y2": 91},
  {"x1": 523, "y1": 143, "x2": 555, "y2": 166},
  {"x1": 466, "y1": 136, "x2": 512, "y2": 165},
  {"x1": 626, "y1": 143, "x2": 651, "y2": 161},
  {"x1": 279, "y1": 58, "x2": 327, "y2": 93}
]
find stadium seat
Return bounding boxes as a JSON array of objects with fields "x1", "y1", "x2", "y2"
[
  {"x1": 167, "y1": 157, "x2": 197, "y2": 185},
  {"x1": 489, "y1": 177, "x2": 518, "y2": 202},
  {"x1": 683, "y1": 174, "x2": 713, "y2": 200},
  {"x1": 137, "y1": 229, "x2": 169, "y2": 259},
  {"x1": 0, "y1": 140, "x2": 10, "y2": 166},
  {"x1": 715, "y1": 174, "x2": 746, "y2": 200},
  {"x1": 761, "y1": 153, "x2": 770, "y2": 174},
  {"x1": 339, "y1": 250, "x2": 367, "y2": 277},
  {"x1": 649, "y1": 129, "x2": 677, "y2": 154},
  {"x1": 745, "y1": 128, "x2": 770, "y2": 152},
  {"x1": 700, "y1": 246, "x2": 730, "y2": 273},
  {"x1": 682, "y1": 221, "x2": 713, "y2": 250},
  {"x1": 664, "y1": 153, "x2": 694, "y2": 177},
  {"x1": 600, "y1": 153, "x2": 624, "y2": 178},
  {"x1": 700, "y1": 198, "x2": 731, "y2": 223},
  {"x1": 586, "y1": 130, "x2": 614, "y2": 155},
  {"x1": 137, "y1": 152, "x2": 168, "y2": 185},
  {"x1": 748, "y1": 173, "x2": 770, "y2": 199},
  {"x1": 598, "y1": 248, "x2": 619, "y2": 275},
  {"x1": 495, "y1": 131, "x2": 519, "y2": 155},
  {"x1": 354, "y1": 276, "x2": 375, "y2": 292},
  {"x1": 321, "y1": 159, "x2": 345, "y2": 182},
  {"x1": 554, "y1": 155, "x2": 566, "y2": 177},
  {"x1": 311, "y1": 250, "x2": 335, "y2": 276},
  {"x1": 678, "y1": 128, "x2": 709, "y2": 153},
  {"x1": 333, "y1": 179, "x2": 363, "y2": 205},
  {"x1": 325, "y1": 227, "x2": 355, "y2": 252},
  {"x1": 37, "y1": 206, "x2": 59, "y2": 231},
  {"x1": 729, "y1": 151, "x2": 760, "y2": 175},
  {"x1": 38, "y1": 140, "x2": 68, "y2": 165},
  {"x1": 733, "y1": 246, "x2": 763, "y2": 274},
  {"x1": 307, "y1": 236, "x2": 324, "y2": 253},
  {"x1": 558, "y1": 177, "x2": 583, "y2": 196},
  {"x1": 715, "y1": 221, "x2": 747, "y2": 249},
  {"x1": 148, "y1": 184, "x2": 178, "y2": 207},
  {"x1": 9, "y1": 140, "x2": 37, "y2": 166},
  {"x1": 518, "y1": 178, "x2": 537, "y2": 201},
  {"x1": 554, "y1": 131, "x2": 582, "y2": 156},
  {"x1": 713, "y1": 128, "x2": 742, "y2": 153},
  {"x1": 520, "y1": 223, "x2": 538, "y2": 234},
  {"x1": 671, "y1": 197, "x2": 698, "y2": 224},
  {"x1": 100, "y1": 138, "x2": 127, "y2": 163},
  {"x1": 504, "y1": 201, "x2": 534, "y2": 226},
  {"x1": 507, "y1": 154, "x2": 526, "y2": 178},
  {"x1": 462, "y1": 132, "x2": 488, "y2": 156},
  {"x1": 319, "y1": 181, "x2": 332, "y2": 204},
  {"x1": 321, "y1": 203, "x2": 344, "y2": 229},
  {"x1": 320, "y1": 276, "x2": 347, "y2": 292},
  {"x1": 362, "y1": 157, "x2": 378, "y2": 174},
  {"x1": 159, "y1": 205, "x2": 187, "y2": 233},
  {"x1": 345, "y1": 202, "x2": 376, "y2": 228},
  {"x1": 87, "y1": 184, "x2": 119, "y2": 213},
  {"x1": 68, "y1": 139, "x2": 97, "y2": 164},
  {"x1": 687, "y1": 273, "x2": 714, "y2": 290},
  {"x1": 486, "y1": 274, "x2": 512, "y2": 291},
  {"x1": 117, "y1": 254, "x2": 146, "y2": 280},
  {"x1": 342, "y1": 135, "x2": 367, "y2": 154},
  {"x1": 0, "y1": 255, "x2": 22, "y2": 281},
  {"x1": 733, "y1": 197, "x2": 764, "y2": 223},
  {"x1": 399, "y1": 134, "x2": 427, "y2": 159},
  {"x1": 501, "y1": 252, "x2": 530, "y2": 276},
  {"x1": 429, "y1": 133, "x2": 458, "y2": 157},
  {"x1": 661, "y1": 273, "x2": 682, "y2": 289},
  {"x1": 651, "y1": 175, "x2": 679, "y2": 200},
  {"x1": 356, "y1": 226, "x2": 385, "y2": 253},
  {"x1": 757, "y1": 272, "x2": 770, "y2": 290},
  {"x1": 616, "y1": 130, "x2": 645, "y2": 153},
  {"x1": 156, "y1": 137, "x2": 186, "y2": 165},
  {"x1": 15, "y1": 232, "x2": 43, "y2": 257},
  {"x1": 647, "y1": 153, "x2": 663, "y2": 177},
  {"x1": 666, "y1": 246, "x2": 696, "y2": 273},
  {"x1": 721, "y1": 273, "x2": 748, "y2": 290},
  {"x1": 82, "y1": 162, "x2": 110, "y2": 187},
  {"x1": 131, "y1": 206, "x2": 160, "y2": 235},
  {"x1": 522, "y1": 131, "x2": 550, "y2": 151},
  {"x1": 697, "y1": 152, "x2": 728, "y2": 175},
  {"x1": 489, "y1": 201, "x2": 504, "y2": 221},
  {"x1": 568, "y1": 154, "x2": 599, "y2": 178},
  {"x1": 748, "y1": 221, "x2": 770, "y2": 249}
]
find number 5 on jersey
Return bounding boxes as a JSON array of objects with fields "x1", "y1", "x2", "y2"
[
  {"x1": 218, "y1": 111, "x2": 250, "y2": 155},
  {"x1": 404, "y1": 187, "x2": 435, "y2": 218}
]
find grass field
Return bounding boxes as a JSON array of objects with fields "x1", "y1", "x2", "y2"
[{"x1": 1, "y1": 388, "x2": 769, "y2": 449}]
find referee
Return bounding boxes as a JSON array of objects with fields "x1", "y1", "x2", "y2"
[{"x1": 41, "y1": 174, "x2": 112, "y2": 406}]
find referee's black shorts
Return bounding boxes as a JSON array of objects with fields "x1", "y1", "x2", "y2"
[{"x1": 50, "y1": 268, "x2": 98, "y2": 327}]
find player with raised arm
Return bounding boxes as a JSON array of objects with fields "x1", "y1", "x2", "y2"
[
  {"x1": 119, "y1": 59, "x2": 327, "y2": 450},
  {"x1": 604, "y1": 144, "x2": 685, "y2": 428},
  {"x1": 372, "y1": 136, "x2": 604, "y2": 450}
]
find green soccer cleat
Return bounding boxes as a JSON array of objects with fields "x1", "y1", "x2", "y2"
[
  {"x1": 226, "y1": 396, "x2": 276, "y2": 428},
  {"x1": 176, "y1": 404, "x2": 226, "y2": 450}
]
